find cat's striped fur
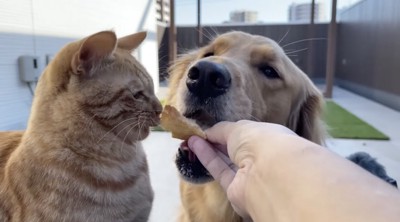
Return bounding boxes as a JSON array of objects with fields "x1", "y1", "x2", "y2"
[{"x1": 0, "y1": 31, "x2": 161, "y2": 222}]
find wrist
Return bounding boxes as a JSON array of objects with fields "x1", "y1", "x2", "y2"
[{"x1": 243, "y1": 134, "x2": 318, "y2": 221}]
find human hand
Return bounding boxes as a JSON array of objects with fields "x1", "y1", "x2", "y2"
[
  {"x1": 187, "y1": 120, "x2": 296, "y2": 219},
  {"x1": 189, "y1": 120, "x2": 400, "y2": 222}
]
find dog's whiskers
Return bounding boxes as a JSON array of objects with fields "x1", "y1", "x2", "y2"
[
  {"x1": 281, "y1": 38, "x2": 326, "y2": 49},
  {"x1": 247, "y1": 100, "x2": 264, "y2": 112},
  {"x1": 201, "y1": 28, "x2": 214, "y2": 42},
  {"x1": 285, "y1": 48, "x2": 309, "y2": 55},
  {"x1": 233, "y1": 113, "x2": 261, "y2": 122},
  {"x1": 158, "y1": 54, "x2": 168, "y2": 62},
  {"x1": 208, "y1": 26, "x2": 219, "y2": 38},
  {"x1": 207, "y1": 26, "x2": 219, "y2": 40},
  {"x1": 248, "y1": 114, "x2": 262, "y2": 122},
  {"x1": 278, "y1": 28, "x2": 291, "y2": 44}
]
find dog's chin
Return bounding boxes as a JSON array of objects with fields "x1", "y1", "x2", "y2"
[
  {"x1": 176, "y1": 144, "x2": 214, "y2": 184},
  {"x1": 174, "y1": 108, "x2": 222, "y2": 184}
]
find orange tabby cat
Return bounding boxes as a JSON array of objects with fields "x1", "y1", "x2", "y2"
[{"x1": 0, "y1": 30, "x2": 162, "y2": 221}]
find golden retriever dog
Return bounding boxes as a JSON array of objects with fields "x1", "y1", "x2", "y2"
[
  {"x1": 166, "y1": 30, "x2": 397, "y2": 222},
  {"x1": 166, "y1": 31, "x2": 325, "y2": 222}
]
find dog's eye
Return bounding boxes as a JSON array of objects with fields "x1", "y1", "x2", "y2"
[
  {"x1": 203, "y1": 52, "x2": 214, "y2": 57},
  {"x1": 259, "y1": 65, "x2": 280, "y2": 79}
]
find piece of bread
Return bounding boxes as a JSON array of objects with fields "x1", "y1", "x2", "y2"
[{"x1": 160, "y1": 105, "x2": 206, "y2": 140}]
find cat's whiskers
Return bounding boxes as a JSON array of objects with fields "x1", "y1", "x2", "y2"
[
  {"x1": 1, "y1": 30, "x2": 156, "y2": 221},
  {"x1": 86, "y1": 113, "x2": 97, "y2": 127},
  {"x1": 114, "y1": 121, "x2": 139, "y2": 140},
  {"x1": 96, "y1": 117, "x2": 137, "y2": 144},
  {"x1": 119, "y1": 121, "x2": 141, "y2": 153},
  {"x1": 86, "y1": 113, "x2": 99, "y2": 140},
  {"x1": 137, "y1": 115, "x2": 144, "y2": 142}
]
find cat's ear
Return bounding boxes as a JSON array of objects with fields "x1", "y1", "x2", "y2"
[
  {"x1": 72, "y1": 31, "x2": 117, "y2": 75},
  {"x1": 117, "y1": 31, "x2": 147, "y2": 51}
]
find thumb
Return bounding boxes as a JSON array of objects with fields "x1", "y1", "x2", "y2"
[{"x1": 188, "y1": 136, "x2": 235, "y2": 191}]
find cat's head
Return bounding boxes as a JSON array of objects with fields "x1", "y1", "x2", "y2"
[{"x1": 30, "y1": 31, "x2": 162, "y2": 143}]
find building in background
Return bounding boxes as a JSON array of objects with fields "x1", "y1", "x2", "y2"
[
  {"x1": 0, "y1": 0, "x2": 159, "y2": 130},
  {"x1": 229, "y1": 10, "x2": 258, "y2": 23},
  {"x1": 288, "y1": 2, "x2": 325, "y2": 22},
  {"x1": 156, "y1": 0, "x2": 170, "y2": 24}
]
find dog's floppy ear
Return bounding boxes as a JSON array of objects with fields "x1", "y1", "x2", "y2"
[
  {"x1": 117, "y1": 31, "x2": 147, "y2": 51},
  {"x1": 289, "y1": 84, "x2": 325, "y2": 144},
  {"x1": 72, "y1": 31, "x2": 117, "y2": 75}
]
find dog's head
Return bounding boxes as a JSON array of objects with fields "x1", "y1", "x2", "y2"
[{"x1": 167, "y1": 31, "x2": 324, "y2": 183}]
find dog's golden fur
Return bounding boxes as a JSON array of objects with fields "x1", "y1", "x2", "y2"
[{"x1": 166, "y1": 31, "x2": 324, "y2": 222}]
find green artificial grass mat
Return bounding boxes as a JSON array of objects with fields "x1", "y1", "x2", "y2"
[
  {"x1": 323, "y1": 101, "x2": 389, "y2": 140},
  {"x1": 151, "y1": 125, "x2": 166, "y2": 132}
]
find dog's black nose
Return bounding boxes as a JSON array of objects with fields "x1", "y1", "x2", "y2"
[{"x1": 186, "y1": 61, "x2": 231, "y2": 98}]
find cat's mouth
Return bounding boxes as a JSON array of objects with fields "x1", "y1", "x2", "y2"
[
  {"x1": 140, "y1": 112, "x2": 161, "y2": 128},
  {"x1": 121, "y1": 113, "x2": 160, "y2": 142},
  {"x1": 149, "y1": 115, "x2": 161, "y2": 127}
]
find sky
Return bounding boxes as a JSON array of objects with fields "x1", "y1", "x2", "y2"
[{"x1": 175, "y1": 0, "x2": 362, "y2": 25}]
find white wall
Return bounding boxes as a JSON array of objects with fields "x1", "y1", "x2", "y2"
[{"x1": 0, "y1": 0, "x2": 159, "y2": 130}]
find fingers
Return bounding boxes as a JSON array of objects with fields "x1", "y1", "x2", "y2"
[
  {"x1": 212, "y1": 143, "x2": 229, "y2": 156},
  {"x1": 205, "y1": 120, "x2": 258, "y2": 144},
  {"x1": 188, "y1": 136, "x2": 235, "y2": 191},
  {"x1": 215, "y1": 149, "x2": 238, "y2": 172}
]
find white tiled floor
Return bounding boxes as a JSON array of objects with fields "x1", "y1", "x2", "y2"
[
  {"x1": 145, "y1": 86, "x2": 400, "y2": 222},
  {"x1": 143, "y1": 133, "x2": 182, "y2": 222}
]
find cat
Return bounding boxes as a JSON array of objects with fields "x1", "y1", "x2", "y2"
[{"x1": 0, "y1": 30, "x2": 162, "y2": 221}]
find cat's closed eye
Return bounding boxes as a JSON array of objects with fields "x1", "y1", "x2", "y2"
[
  {"x1": 133, "y1": 91, "x2": 144, "y2": 100},
  {"x1": 126, "y1": 88, "x2": 145, "y2": 100}
]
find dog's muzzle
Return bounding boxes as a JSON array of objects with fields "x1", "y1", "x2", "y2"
[{"x1": 186, "y1": 61, "x2": 231, "y2": 99}]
